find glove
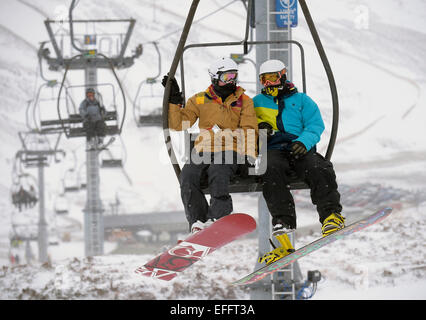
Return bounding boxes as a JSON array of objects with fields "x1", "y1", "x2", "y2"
[
  {"x1": 258, "y1": 122, "x2": 275, "y2": 137},
  {"x1": 290, "y1": 141, "x2": 307, "y2": 158},
  {"x1": 161, "y1": 74, "x2": 184, "y2": 105},
  {"x1": 246, "y1": 156, "x2": 257, "y2": 167}
]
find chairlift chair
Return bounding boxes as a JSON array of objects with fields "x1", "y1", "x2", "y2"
[
  {"x1": 54, "y1": 194, "x2": 69, "y2": 215},
  {"x1": 133, "y1": 42, "x2": 163, "y2": 127},
  {"x1": 162, "y1": 0, "x2": 339, "y2": 195},
  {"x1": 133, "y1": 79, "x2": 164, "y2": 127},
  {"x1": 10, "y1": 173, "x2": 38, "y2": 210},
  {"x1": 100, "y1": 140, "x2": 125, "y2": 168},
  {"x1": 62, "y1": 168, "x2": 81, "y2": 193}
]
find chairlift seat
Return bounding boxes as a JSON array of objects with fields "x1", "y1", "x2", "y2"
[
  {"x1": 55, "y1": 209, "x2": 69, "y2": 215},
  {"x1": 200, "y1": 166, "x2": 308, "y2": 194},
  {"x1": 64, "y1": 186, "x2": 80, "y2": 193},
  {"x1": 138, "y1": 114, "x2": 162, "y2": 127},
  {"x1": 68, "y1": 124, "x2": 119, "y2": 137},
  {"x1": 186, "y1": 133, "x2": 309, "y2": 194},
  {"x1": 40, "y1": 111, "x2": 117, "y2": 128},
  {"x1": 101, "y1": 159, "x2": 123, "y2": 168}
]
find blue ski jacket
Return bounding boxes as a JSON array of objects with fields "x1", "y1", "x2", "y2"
[{"x1": 253, "y1": 84, "x2": 325, "y2": 151}]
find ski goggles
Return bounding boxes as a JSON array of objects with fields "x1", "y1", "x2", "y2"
[
  {"x1": 259, "y1": 70, "x2": 286, "y2": 86},
  {"x1": 218, "y1": 71, "x2": 238, "y2": 84}
]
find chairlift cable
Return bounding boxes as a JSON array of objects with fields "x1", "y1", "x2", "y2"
[{"x1": 148, "y1": 0, "x2": 239, "y2": 44}]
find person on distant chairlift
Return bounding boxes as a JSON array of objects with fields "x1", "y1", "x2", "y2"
[
  {"x1": 79, "y1": 87, "x2": 107, "y2": 149},
  {"x1": 14, "y1": 186, "x2": 31, "y2": 211},
  {"x1": 15, "y1": 186, "x2": 26, "y2": 211},
  {"x1": 28, "y1": 185, "x2": 37, "y2": 207},
  {"x1": 162, "y1": 57, "x2": 258, "y2": 235},
  {"x1": 253, "y1": 59, "x2": 345, "y2": 248}
]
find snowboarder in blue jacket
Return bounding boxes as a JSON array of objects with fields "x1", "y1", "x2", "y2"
[{"x1": 254, "y1": 59, "x2": 344, "y2": 237}]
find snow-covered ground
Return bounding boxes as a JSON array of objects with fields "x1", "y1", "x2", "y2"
[{"x1": 0, "y1": 0, "x2": 425, "y2": 300}]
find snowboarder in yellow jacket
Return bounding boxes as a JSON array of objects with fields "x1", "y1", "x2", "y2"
[{"x1": 163, "y1": 57, "x2": 258, "y2": 233}]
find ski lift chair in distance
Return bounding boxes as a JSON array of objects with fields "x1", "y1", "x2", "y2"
[
  {"x1": 10, "y1": 173, "x2": 38, "y2": 211},
  {"x1": 15, "y1": 131, "x2": 64, "y2": 169},
  {"x1": 100, "y1": 136, "x2": 127, "y2": 168},
  {"x1": 27, "y1": 80, "x2": 69, "y2": 134},
  {"x1": 133, "y1": 79, "x2": 164, "y2": 127},
  {"x1": 54, "y1": 194, "x2": 69, "y2": 215},
  {"x1": 62, "y1": 168, "x2": 81, "y2": 193},
  {"x1": 61, "y1": 83, "x2": 120, "y2": 138},
  {"x1": 162, "y1": 0, "x2": 339, "y2": 195},
  {"x1": 40, "y1": 0, "x2": 143, "y2": 140}
]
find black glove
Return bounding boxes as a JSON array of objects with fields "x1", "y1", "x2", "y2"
[
  {"x1": 290, "y1": 141, "x2": 307, "y2": 158},
  {"x1": 161, "y1": 75, "x2": 184, "y2": 105},
  {"x1": 258, "y1": 122, "x2": 275, "y2": 137}
]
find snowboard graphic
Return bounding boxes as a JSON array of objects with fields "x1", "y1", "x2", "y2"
[
  {"x1": 135, "y1": 213, "x2": 257, "y2": 281},
  {"x1": 233, "y1": 207, "x2": 392, "y2": 286}
]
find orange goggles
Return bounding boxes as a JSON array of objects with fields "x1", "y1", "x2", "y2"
[{"x1": 259, "y1": 70, "x2": 285, "y2": 86}]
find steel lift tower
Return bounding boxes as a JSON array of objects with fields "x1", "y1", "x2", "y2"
[{"x1": 16, "y1": 132, "x2": 65, "y2": 263}]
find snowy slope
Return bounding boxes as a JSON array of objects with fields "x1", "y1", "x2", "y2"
[{"x1": 0, "y1": 0, "x2": 425, "y2": 300}]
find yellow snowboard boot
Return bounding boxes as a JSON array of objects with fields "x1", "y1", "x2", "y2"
[
  {"x1": 321, "y1": 213, "x2": 345, "y2": 237},
  {"x1": 258, "y1": 234, "x2": 295, "y2": 265}
]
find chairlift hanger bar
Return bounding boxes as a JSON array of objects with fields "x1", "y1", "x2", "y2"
[
  {"x1": 180, "y1": 39, "x2": 306, "y2": 99},
  {"x1": 69, "y1": 0, "x2": 136, "y2": 55},
  {"x1": 162, "y1": 0, "x2": 201, "y2": 179}
]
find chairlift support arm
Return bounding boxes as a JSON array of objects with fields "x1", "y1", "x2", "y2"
[{"x1": 298, "y1": 0, "x2": 339, "y2": 160}]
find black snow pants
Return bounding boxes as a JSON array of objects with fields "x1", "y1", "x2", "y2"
[
  {"x1": 180, "y1": 151, "x2": 239, "y2": 227},
  {"x1": 262, "y1": 148, "x2": 342, "y2": 228},
  {"x1": 83, "y1": 120, "x2": 106, "y2": 141}
]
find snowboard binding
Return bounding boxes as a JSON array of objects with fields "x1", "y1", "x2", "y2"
[{"x1": 258, "y1": 233, "x2": 295, "y2": 265}]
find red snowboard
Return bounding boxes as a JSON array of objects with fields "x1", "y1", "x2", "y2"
[{"x1": 135, "y1": 213, "x2": 256, "y2": 281}]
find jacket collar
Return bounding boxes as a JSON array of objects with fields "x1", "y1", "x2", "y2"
[
  {"x1": 206, "y1": 85, "x2": 245, "y2": 105},
  {"x1": 261, "y1": 81, "x2": 298, "y2": 99}
]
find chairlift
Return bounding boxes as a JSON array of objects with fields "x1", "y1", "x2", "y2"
[
  {"x1": 16, "y1": 131, "x2": 64, "y2": 168},
  {"x1": 133, "y1": 42, "x2": 163, "y2": 127},
  {"x1": 162, "y1": 0, "x2": 339, "y2": 194},
  {"x1": 33, "y1": 81, "x2": 76, "y2": 135},
  {"x1": 40, "y1": 0, "x2": 142, "y2": 140},
  {"x1": 31, "y1": 42, "x2": 77, "y2": 135},
  {"x1": 9, "y1": 224, "x2": 38, "y2": 242},
  {"x1": 54, "y1": 194, "x2": 69, "y2": 215},
  {"x1": 48, "y1": 82, "x2": 122, "y2": 139},
  {"x1": 100, "y1": 136, "x2": 127, "y2": 168},
  {"x1": 10, "y1": 173, "x2": 38, "y2": 211}
]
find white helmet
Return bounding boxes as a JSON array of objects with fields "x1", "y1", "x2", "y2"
[
  {"x1": 208, "y1": 57, "x2": 238, "y2": 80},
  {"x1": 259, "y1": 59, "x2": 286, "y2": 75}
]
